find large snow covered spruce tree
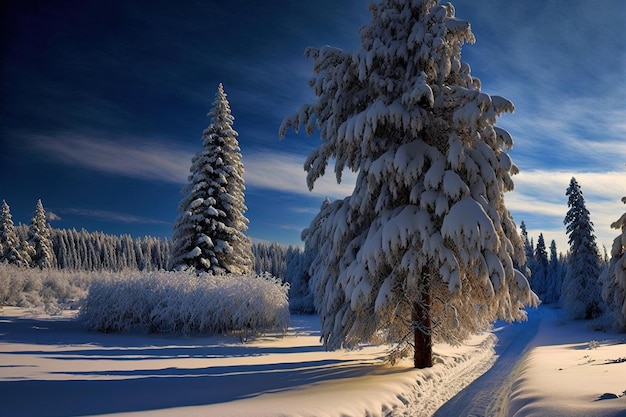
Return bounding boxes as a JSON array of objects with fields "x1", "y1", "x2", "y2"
[
  {"x1": 280, "y1": 0, "x2": 537, "y2": 368},
  {"x1": 562, "y1": 177, "x2": 603, "y2": 319},
  {"x1": 171, "y1": 84, "x2": 253, "y2": 275},
  {"x1": 600, "y1": 196, "x2": 626, "y2": 330}
]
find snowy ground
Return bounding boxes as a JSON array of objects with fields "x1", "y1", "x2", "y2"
[
  {"x1": 0, "y1": 306, "x2": 624, "y2": 417},
  {"x1": 495, "y1": 307, "x2": 626, "y2": 417}
]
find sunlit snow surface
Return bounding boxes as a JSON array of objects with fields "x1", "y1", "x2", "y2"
[{"x1": 0, "y1": 307, "x2": 624, "y2": 417}]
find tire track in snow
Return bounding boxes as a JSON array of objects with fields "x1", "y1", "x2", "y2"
[{"x1": 431, "y1": 310, "x2": 541, "y2": 417}]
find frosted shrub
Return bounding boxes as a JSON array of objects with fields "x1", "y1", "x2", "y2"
[
  {"x1": 78, "y1": 270, "x2": 290, "y2": 336},
  {"x1": 0, "y1": 263, "x2": 93, "y2": 312},
  {"x1": 587, "y1": 340, "x2": 600, "y2": 350}
]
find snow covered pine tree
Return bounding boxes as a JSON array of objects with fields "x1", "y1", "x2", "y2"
[
  {"x1": 171, "y1": 84, "x2": 253, "y2": 275},
  {"x1": 280, "y1": 0, "x2": 538, "y2": 368},
  {"x1": 601, "y1": 196, "x2": 626, "y2": 330},
  {"x1": 531, "y1": 233, "x2": 549, "y2": 300},
  {"x1": 562, "y1": 177, "x2": 604, "y2": 319},
  {"x1": 545, "y1": 239, "x2": 563, "y2": 304},
  {"x1": 0, "y1": 200, "x2": 31, "y2": 266},
  {"x1": 27, "y1": 199, "x2": 54, "y2": 269}
]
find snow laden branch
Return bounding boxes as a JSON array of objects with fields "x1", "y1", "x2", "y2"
[{"x1": 282, "y1": 0, "x2": 537, "y2": 367}]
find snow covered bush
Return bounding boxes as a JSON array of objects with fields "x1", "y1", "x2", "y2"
[
  {"x1": 78, "y1": 269, "x2": 290, "y2": 336},
  {"x1": 0, "y1": 263, "x2": 93, "y2": 313}
]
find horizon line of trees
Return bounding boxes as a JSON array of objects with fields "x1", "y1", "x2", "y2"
[
  {"x1": 2, "y1": 176, "x2": 624, "y2": 329},
  {"x1": 1, "y1": 198, "x2": 306, "y2": 277}
]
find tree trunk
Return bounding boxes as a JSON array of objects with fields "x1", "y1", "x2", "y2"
[{"x1": 413, "y1": 278, "x2": 432, "y2": 369}]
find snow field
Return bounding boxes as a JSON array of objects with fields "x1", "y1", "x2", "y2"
[
  {"x1": 495, "y1": 308, "x2": 626, "y2": 417},
  {"x1": 8, "y1": 305, "x2": 623, "y2": 416},
  {"x1": 0, "y1": 309, "x2": 497, "y2": 417}
]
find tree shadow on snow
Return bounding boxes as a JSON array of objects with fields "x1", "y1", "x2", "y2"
[
  {"x1": 0, "y1": 358, "x2": 387, "y2": 417},
  {"x1": 0, "y1": 314, "x2": 322, "y2": 354},
  {"x1": 0, "y1": 313, "x2": 399, "y2": 417}
]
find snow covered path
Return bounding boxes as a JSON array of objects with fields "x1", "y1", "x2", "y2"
[
  {"x1": 434, "y1": 306, "x2": 626, "y2": 417},
  {"x1": 432, "y1": 310, "x2": 541, "y2": 417}
]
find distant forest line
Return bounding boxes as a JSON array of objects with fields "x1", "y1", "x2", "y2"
[{"x1": 8, "y1": 225, "x2": 302, "y2": 280}]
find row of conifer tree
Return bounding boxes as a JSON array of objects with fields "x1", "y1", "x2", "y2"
[
  {"x1": 0, "y1": 199, "x2": 305, "y2": 277},
  {"x1": 0, "y1": 195, "x2": 609, "y2": 289},
  {"x1": 1, "y1": 180, "x2": 623, "y2": 324}
]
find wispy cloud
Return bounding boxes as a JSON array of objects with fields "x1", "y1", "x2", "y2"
[
  {"x1": 290, "y1": 206, "x2": 322, "y2": 215},
  {"x1": 507, "y1": 170, "x2": 626, "y2": 251},
  {"x1": 63, "y1": 208, "x2": 169, "y2": 225},
  {"x1": 46, "y1": 211, "x2": 62, "y2": 222},
  {"x1": 26, "y1": 132, "x2": 193, "y2": 184},
  {"x1": 458, "y1": 0, "x2": 626, "y2": 178},
  {"x1": 501, "y1": 98, "x2": 626, "y2": 172},
  {"x1": 243, "y1": 152, "x2": 356, "y2": 199},
  {"x1": 24, "y1": 129, "x2": 357, "y2": 199}
]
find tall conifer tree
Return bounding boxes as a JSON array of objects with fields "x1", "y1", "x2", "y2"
[
  {"x1": 27, "y1": 199, "x2": 54, "y2": 269},
  {"x1": 601, "y1": 196, "x2": 626, "y2": 330},
  {"x1": 0, "y1": 200, "x2": 31, "y2": 266},
  {"x1": 531, "y1": 233, "x2": 549, "y2": 299},
  {"x1": 281, "y1": 0, "x2": 537, "y2": 367},
  {"x1": 171, "y1": 84, "x2": 253, "y2": 274},
  {"x1": 562, "y1": 177, "x2": 603, "y2": 319},
  {"x1": 545, "y1": 239, "x2": 563, "y2": 303}
]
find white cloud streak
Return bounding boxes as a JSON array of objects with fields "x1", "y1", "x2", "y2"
[
  {"x1": 63, "y1": 208, "x2": 169, "y2": 225},
  {"x1": 507, "y1": 170, "x2": 626, "y2": 252},
  {"x1": 46, "y1": 211, "x2": 62, "y2": 222},
  {"x1": 243, "y1": 152, "x2": 356, "y2": 199},
  {"x1": 25, "y1": 131, "x2": 358, "y2": 199},
  {"x1": 27, "y1": 132, "x2": 192, "y2": 184},
  {"x1": 23, "y1": 131, "x2": 624, "y2": 252}
]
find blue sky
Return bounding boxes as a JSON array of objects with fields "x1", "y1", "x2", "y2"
[{"x1": 1, "y1": 0, "x2": 624, "y2": 253}]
